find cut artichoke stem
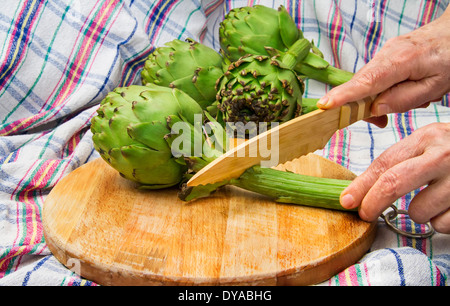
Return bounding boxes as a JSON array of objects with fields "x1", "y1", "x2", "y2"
[
  {"x1": 279, "y1": 38, "x2": 311, "y2": 70},
  {"x1": 179, "y1": 166, "x2": 356, "y2": 212}
]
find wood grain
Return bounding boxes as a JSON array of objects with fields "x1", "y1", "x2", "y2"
[{"x1": 43, "y1": 154, "x2": 377, "y2": 286}]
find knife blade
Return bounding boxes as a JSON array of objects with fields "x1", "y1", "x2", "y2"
[{"x1": 187, "y1": 96, "x2": 375, "y2": 187}]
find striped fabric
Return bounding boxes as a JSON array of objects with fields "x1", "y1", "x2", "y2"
[{"x1": 0, "y1": 0, "x2": 449, "y2": 286}]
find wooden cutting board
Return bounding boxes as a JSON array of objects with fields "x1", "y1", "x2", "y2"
[{"x1": 43, "y1": 154, "x2": 376, "y2": 286}]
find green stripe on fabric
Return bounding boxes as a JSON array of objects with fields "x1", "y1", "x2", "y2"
[
  {"x1": 354, "y1": 264, "x2": 364, "y2": 286},
  {"x1": 177, "y1": 7, "x2": 202, "y2": 40},
  {"x1": 14, "y1": 159, "x2": 46, "y2": 202},
  {"x1": 433, "y1": 104, "x2": 441, "y2": 122},
  {"x1": 413, "y1": 109, "x2": 419, "y2": 131},
  {"x1": 342, "y1": 128, "x2": 349, "y2": 167},
  {"x1": 397, "y1": 0, "x2": 407, "y2": 35}
]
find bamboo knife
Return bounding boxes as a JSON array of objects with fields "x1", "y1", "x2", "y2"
[{"x1": 187, "y1": 96, "x2": 375, "y2": 187}]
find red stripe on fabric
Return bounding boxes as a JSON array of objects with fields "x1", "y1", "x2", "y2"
[
  {"x1": 423, "y1": 1, "x2": 436, "y2": 24},
  {"x1": 0, "y1": 158, "x2": 40, "y2": 277},
  {"x1": 16, "y1": 161, "x2": 58, "y2": 257},
  {"x1": 145, "y1": 0, "x2": 179, "y2": 43},
  {"x1": 330, "y1": 0, "x2": 344, "y2": 69},
  {"x1": 0, "y1": 244, "x2": 41, "y2": 276},
  {"x1": 337, "y1": 129, "x2": 345, "y2": 165},
  {"x1": 327, "y1": 133, "x2": 337, "y2": 162},
  {"x1": 418, "y1": 0, "x2": 437, "y2": 27},
  {"x1": 363, "y1": 0, "x2": 387, "y2": 62},
  {"x1": 363, "y1": 263, "x2": 371, "y2": 285},
  {"x1": 52, "y1": 0, "x2": 118, "y2": 107},
  {"x1": 0, "y1": 2, "x2": 28, "y2": 74},
  {"x1": 41, "y1": 0, "x2": 101, "y2": 111},
  {"x1": 0, "y1": 111, "x2": 47, "y2": 136},
  {"x1": 337, "y1": 268, "x2": 347, "y2": 285},
  {"x1": 203, "y1": 0, "x2": 223, "y2": 16},
  {"x1": 17, "y1": 160, "x2": 59, "y2": 201},
  {"x1": 59, "y1": 2, "x2": 123, "y2": 108},
  {"x1": 0, "y1": 1, "x2": 45, "y2": 87}
]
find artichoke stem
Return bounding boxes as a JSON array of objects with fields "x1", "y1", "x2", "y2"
[
  {"x1": 231, "y1": 166, "x2": 355, "y2": 212},
  {"x1": 281, "y1": 38, "x2": 311, "y2": 70},
  {"x1": 297, "y1": 52, "x2": 354, "y2": 86},
  {"x1": 180, "y1": 166, "x2": 356, "y2": 213}
]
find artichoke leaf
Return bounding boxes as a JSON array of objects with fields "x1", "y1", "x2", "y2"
[
  {"x1": 277, "y1": 5, "x2": 303, "y2": 47},
  {"x1": 127, "y1": 121, "x2": 170, "y2": 152}
]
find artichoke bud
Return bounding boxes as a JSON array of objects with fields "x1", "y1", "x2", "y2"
[
  {"x1": 90, "y1": 84, "x2": 205, "y2": 189},
  {"x1": 141, "y1": 38, "x2": 225, "y2": 110},
  {"x1": 219, "y1": 5, "x2": 302, "y2": 62},
  {"x1": 219, "y1": 5, "x2": 354, "y2": 86},
  {"x1": 215, "y1": 43, "x2": 306, "y2": 130}
]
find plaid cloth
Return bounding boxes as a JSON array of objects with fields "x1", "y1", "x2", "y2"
[{"x1": 0, "y1": 0, "x2": 449, "y2": 286}]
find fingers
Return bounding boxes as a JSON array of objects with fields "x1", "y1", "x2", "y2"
[
  {"x1": 340, "y1": 128, "x2": 429, "y2": 219},
  {"x1": 357, "y1": 154, "x2": 439, "y2": 221},
  {"x1": 317, "y1": 47, "x2": 411, "y2": 109},
  {"x1": 408, "y1": 178, "x2": 450, "y2": 233},
  {"x1": 340, "y1": 123, "x2": 450, "y2": 233},
  {"x1": 371, "y1": 77, "x2": 445, "y2": 116},
  {"x1": 430, "y1": 209, "x2": 450, "y2": 234}
]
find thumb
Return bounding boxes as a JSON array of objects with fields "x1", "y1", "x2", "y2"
[{"x1": 317, "y1": 56, "x2": 409, "y2": 109}]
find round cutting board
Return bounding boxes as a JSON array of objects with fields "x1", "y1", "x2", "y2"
[{"x1": 43, "y1": 154, "x2": 376, "y2": 286}]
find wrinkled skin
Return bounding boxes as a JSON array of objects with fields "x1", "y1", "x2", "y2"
[
  {"x1": 317, "y1": 8, "x2": 450, "y2": 127},
  {"x1": 340, "y1": 123, "x2": 450, "y2": 234},
  {"x1": 317, "y1": 8, "x2": 450, "y2": 233}
]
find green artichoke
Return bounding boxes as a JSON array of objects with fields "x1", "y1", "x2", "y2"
[
  {"x1": 219, "y1": 5, "x2": 354, "y2": 86},
  {"x1": 215, "y1": 38, "x2": 310, "y2": 127},
  {"x1": 90, "y1": 84, "x2": 204, "y2": 189},
  {"x1": 141, "y1": 38, "x2": 225, "y2": 110}
]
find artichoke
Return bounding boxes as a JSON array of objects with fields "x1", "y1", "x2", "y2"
[
  {"x1": 141, "y1": 38, "x2": 225, "y2": 110},
  {"x1": 215, "y1": 38, "x2": 310, "y2": 127},
  {"x1": 90, "y1": 84, "x2": 204, "y2": 189},
  {"x1": 219, "y1": 5, "x2": 354, "y2": 86}
]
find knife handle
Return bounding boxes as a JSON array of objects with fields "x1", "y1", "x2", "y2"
[{"x1": 338, "y1": 96, "x2": 375, "y2": 129}]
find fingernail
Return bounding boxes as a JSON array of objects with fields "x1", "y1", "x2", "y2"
[
  {"x1": 340, "y1": 193, "x2": 355, "y2": 209},
  {"x1": 317, "y1": 96, "x2": 330, "y2": 108},
  {"x1": 374, "y1": 103, "x2": 390, "y2": 116}
]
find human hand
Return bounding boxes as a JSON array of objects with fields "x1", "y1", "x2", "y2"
[
  {"x1": 316, "y1": 8, "x2": 450, "y2": 128},
  {"x1": 339, "y1": 122, "x2": 450, "y2": 234}
]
